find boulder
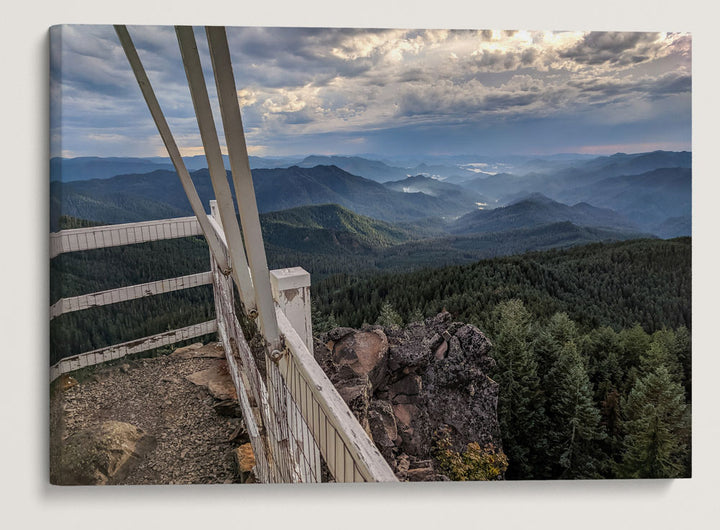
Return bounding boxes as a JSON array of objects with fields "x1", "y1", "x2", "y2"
[
  {"x1": 57, "y1": 374, "x2": 78, "y2": 392},
  {"x1": 367, "y1": 400, "x2": 398, "y2": 451},
  {"x1": 172, "y1": 342, "x2": 225, "y2": 359},
  {"x1": 53, "y1": 421, "x2": 155, "y2": 485},
  {"x1": 332, "y1": 329, "x2": 388, "y2": 378},
  {"x1": 186, "y1": 361, "x2": 237, "y2": 401},
  {"x1": 389, "y1": 374, "x2": 422, "y2": 403},
  {"x1": 334, "y1": 374, "x2": 372, "y2": 434}
]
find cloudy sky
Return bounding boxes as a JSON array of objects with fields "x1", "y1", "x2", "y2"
[{"x1": 50, "y1": 25, "x2": 691, "y2": 159}]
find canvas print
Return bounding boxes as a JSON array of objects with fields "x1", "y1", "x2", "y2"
[{"x1": 49, "y1": 25, "x2": 691, "y2": 485}]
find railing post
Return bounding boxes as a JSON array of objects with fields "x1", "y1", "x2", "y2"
[{"x1": 270, "y1": 268, "x2": 313, "y2": 354}]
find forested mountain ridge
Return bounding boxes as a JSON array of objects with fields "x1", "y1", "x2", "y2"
[
  {"x1": 450, "y1": 193, "x2": 641, "y2": 235},
  {"x1": 313, "y1": 237, "x2": 691, "y2": 335},
  {"x1": 50, "y1": 165, "x2": 472, "y2": 230},
  {"x1": 313, "y1": 236, "x2": 691, "y2": 479},
  {"x1": 259, "y1": 204, "x2": 418, "y2": 252}
]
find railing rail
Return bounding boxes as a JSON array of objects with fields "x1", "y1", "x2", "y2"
[
  {"x1": 49, "y1": 218, "x2": 215, "y2": 381},
  {"x1": 49, "y1": 320, "x2": 217, "y2": 382},
  {"x1": 275, "y1": 307, "x2": 398, "y2": 482},
  {"x1": 50, "y1": 216, "x2": 202, "y2": 258},
  {"x1": 50, "y1": 271, "x2": 212, "y2": 320}
]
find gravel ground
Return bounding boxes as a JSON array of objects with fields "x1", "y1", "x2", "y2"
[{"x1": 51, "y1": 343, "x2": 244, "y2": 485}]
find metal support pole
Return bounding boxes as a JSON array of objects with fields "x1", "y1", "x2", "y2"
[
  {"x1": 113, "y1": 25, "x2": 229, "y2": 273},
  {"x1": 205, "y1": 26, "x2": 281, "y2": 351},
  {"x1": 175, "y1": 26, "x2": 257, "y2": 313}
]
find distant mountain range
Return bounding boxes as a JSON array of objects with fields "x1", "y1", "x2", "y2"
[
  {"x1": 450, "y1": 193, "x2": 641, "y2": 235},
  {"x1": 383, "y1": 175, "x2": 494, "y2": 212},
  {"x1": 261, "y1": 203, "x2": 655, "y2": 276},
  {"x1": 459, "y1": 151, "x2": 691, "y2": 236},
  {"x1": 51, "y1": 153, "x2": 481, "y2": 184},
  {"x1": 50, "y1": 157, "x2": 174, "y2": 182},
  {"x1": 51, "y1": 149, "x2": 691, "y2": 242},
  {"x1": 555, "y1": 167, "x2": 691, "y2": 232},
  {"x1": 462, "y1": 151, "x2": 690, "y2": 200},
  {"x1": 51, "y1": 154, "x2": 297, "y2": 182},
  {"x1": 50, "y1": 164, "x2": 472, "y2": 231}
]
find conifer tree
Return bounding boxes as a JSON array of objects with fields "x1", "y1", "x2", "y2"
[
  {"x1": 545, "y1": 340, "x2": 605, "y2": 478},
  {"x1": 582, "y1": 326, "x2": 623, "y2": 403},
  {"x1": 407, "y1": 307, "x2": 425, "y2": 324},
  {"x1": 490, "y1": 299, "x2": 547, "y2": 479},
  {"x1": 618, "y1": 365, "x2": 690, "y2": 478},
  {"x1": 640, "y1": 329, "x2": 683, "y2": 383},
  {"x1": 533, "y1": 312, "x2": 580, "y2": 387},
  {"x1": 376, "y1": 300, "x2": 403, "y2": 328}
]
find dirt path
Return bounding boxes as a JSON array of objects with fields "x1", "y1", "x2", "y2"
[{"x1": 51, "y1": 343, "x2": 244, "y2": 485}]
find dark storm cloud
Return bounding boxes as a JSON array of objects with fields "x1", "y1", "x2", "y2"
[
  {"x1": 648, "y1": 72, "x2": 692, "y2": 99},
  {"x1": 559, "y1": 31, "x2": 664, "y2": 66},
  {"x1": 225, "y1": 27, "x2": 392, "y2": 89},
  {"x1": 568, "y1": 71, "x2": 691, "y2": 105},
  {"x1": 483, "y1": 91, "x2": 538, "y2": 111}
]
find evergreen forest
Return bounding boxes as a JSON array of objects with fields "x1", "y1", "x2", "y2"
[{"x1": 313, "y1": 237, "x2": 691, "y2": 479}]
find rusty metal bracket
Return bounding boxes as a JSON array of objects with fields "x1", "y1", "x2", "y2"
[{"x1": 267, "y1": 334, "x2": 288, "y2": 363}]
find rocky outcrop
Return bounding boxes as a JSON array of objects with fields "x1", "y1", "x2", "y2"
[
  {"x1": 315, "y1": 311, "x2": 502, "y2": 481},
  {"x1": 53, "y1": 421, "x2": 156, "y2": 485}
]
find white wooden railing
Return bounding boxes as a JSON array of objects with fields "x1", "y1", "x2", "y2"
[
  {"x1": 49, "y1": 208, "x2": 397, "y2": 483},
  {"x1": 49, "y1": 216, "x2": 216, "y2": 382}
]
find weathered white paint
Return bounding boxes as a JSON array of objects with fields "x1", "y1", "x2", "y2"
[
  {"x1": 49, "y1": 320, "x2": 217, "y2": 382},
  {"x1": 50, "y1": 271, "x2": 213, "y2": 320},
  {"x1": 270, "y1": 267, "x2": 313, "y2": 354},
  {"x1": 176, "y1": 26, "x2": 257, "y2": 314},
  {"x1": 270, "y1": 267, "x2": 321, "y2": 481},
  {"x1": 206, "y1": 26, "x2": 280, "y2": 351},
  {"x1": 275, "y1": 307, "x2": 398, "y2": 482},
  {"x1": 50, "y1": 217, "x2": 202, "y2": 258},
  {"x1": 208, "y1": 207, "x2": 318, "y2": 482},
  {"x1": 208, "y1": 208, "x2": 392, "y2": 481},
  {"x1": 211, "y1": 253, "x2": 271, "y2": 483}
]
